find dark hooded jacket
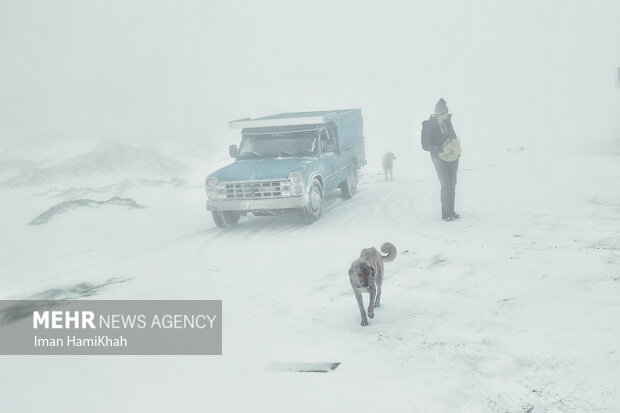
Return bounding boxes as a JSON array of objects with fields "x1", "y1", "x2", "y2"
[{"x1": 421, "y1": 114, "x2": 457, "y2": 159}]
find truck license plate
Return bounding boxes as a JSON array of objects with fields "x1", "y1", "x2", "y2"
[{"x1": 240, "y1": 200, "x2": 267, "y2": 210}]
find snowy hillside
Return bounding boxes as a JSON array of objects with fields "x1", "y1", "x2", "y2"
[
  {"x1": 1, "y1": 141, "x2": 189, "y2": 187},
  {"x1": 0, "y1": 138, "x2": 619, "y2": 412}
]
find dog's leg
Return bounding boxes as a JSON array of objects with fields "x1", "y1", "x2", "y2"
[
  {"x1": 375, "y1": 263, "x2": 384, "y2": 307},
  {"x1": 354, "y1": 290, "x2": 368, "y2": 326},
  {"x1": 367, "y1": 285, "x2": 376, "y2": 319}
]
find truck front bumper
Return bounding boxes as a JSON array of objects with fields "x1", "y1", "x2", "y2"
[{"x1": 207, "y1": 195, "x2": 309, "y2": 212}]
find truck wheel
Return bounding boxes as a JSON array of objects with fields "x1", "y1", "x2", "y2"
[
  {"x1": 299, "y1": 180, "x2": 323, "y2": 224},
  {"x1": 341, "y1": 163, "x2": 359, "y2": 199},
  {"x1": 212, "y1": 211, "x2": 241, "y2": 228}
]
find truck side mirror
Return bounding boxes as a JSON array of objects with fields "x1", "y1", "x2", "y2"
[{"x1": 229, "y1": 144, "x2": 238, "y2": 158}]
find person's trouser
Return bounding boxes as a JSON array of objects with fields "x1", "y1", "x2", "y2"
[{"x1": 432, "y1": 157, "x2": 459, "y2": 218}]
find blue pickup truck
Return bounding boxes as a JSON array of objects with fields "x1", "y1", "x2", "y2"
[{"x1": 205, "y1": 109, "x2": 366, "y2": 227}]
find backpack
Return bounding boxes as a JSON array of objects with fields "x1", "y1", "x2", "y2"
[{"x1": 420, "y1": 119, "x2": 436, "y2": 152}]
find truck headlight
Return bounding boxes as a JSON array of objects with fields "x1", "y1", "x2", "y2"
[
  {"x1": 289, "y1": 173, "x2": 302, "y2": 184},
  {"x1": 206, "y1": 177, "x2": 218, "y2": 199},
  {"x1": 288, "y1": 173, "x2": 303, "y2": 195}
]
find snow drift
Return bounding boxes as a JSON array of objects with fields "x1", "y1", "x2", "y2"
[{"x1": 29, "y1": 197, "x2": 146, "y2": 225}]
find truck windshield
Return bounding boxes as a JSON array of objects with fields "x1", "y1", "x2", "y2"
[{"x1": 237, "y1": 129, "x2": 318, "y2": 159}]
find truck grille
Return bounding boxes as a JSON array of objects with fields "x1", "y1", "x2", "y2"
[{"x1": 224, "y1": 181, "x2": 290, "y2": 199}]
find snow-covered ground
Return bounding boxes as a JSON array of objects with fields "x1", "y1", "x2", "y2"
[{"x1": 1, "y1": 137, "x2": 619, "y2": 412}]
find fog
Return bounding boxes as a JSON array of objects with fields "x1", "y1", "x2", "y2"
[
  {"x1": 2, "y1": 3, "x2": 620, "y2": 410},
  {"x1": 1, "y1": 0, "x2": 619, "y2": 157}
]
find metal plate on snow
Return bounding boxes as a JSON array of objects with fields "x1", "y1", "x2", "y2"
[{"x1": 265, "y1": 362, "x2": 341, "y2": 373}]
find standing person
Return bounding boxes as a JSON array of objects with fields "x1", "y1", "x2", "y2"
[{"x1": 421, "y1": 98, "x2": 461, "y2": 221}]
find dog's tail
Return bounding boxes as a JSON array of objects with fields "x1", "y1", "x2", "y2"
[{"x1": 380, "y1": 242, "x2": 397, "y2": 262}]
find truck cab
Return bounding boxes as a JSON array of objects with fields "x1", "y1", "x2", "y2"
[{"x1": 205, "y1": 109, "x2": 366, "y2": 227}]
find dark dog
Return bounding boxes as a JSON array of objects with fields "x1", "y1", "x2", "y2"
[{"x1": 348, "y1": 242, "x2": 397, "y2": 326}]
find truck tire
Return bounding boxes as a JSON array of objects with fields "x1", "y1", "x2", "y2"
[
  {"x1": 341, "y1": 163, "x2": 359, "y2": 199},
  {"x1": 299, "y1": 179, "x2": 323, "y2": 224},
  {"x1": 212, "y1": 211, "x2": 241, "y2": 228}
]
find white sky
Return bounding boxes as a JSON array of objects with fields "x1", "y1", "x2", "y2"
[{"x1": 1, "y1": 0, "x2": 619, "y2": 154}]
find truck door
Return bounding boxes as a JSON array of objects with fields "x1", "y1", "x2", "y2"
[{"x1": 320, "y1": 129, "x2": 340, "y2": 193}]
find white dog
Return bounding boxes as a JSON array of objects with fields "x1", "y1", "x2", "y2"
[{"x1": 382, "y1": 152, "x2": 396, "y2": 182}]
